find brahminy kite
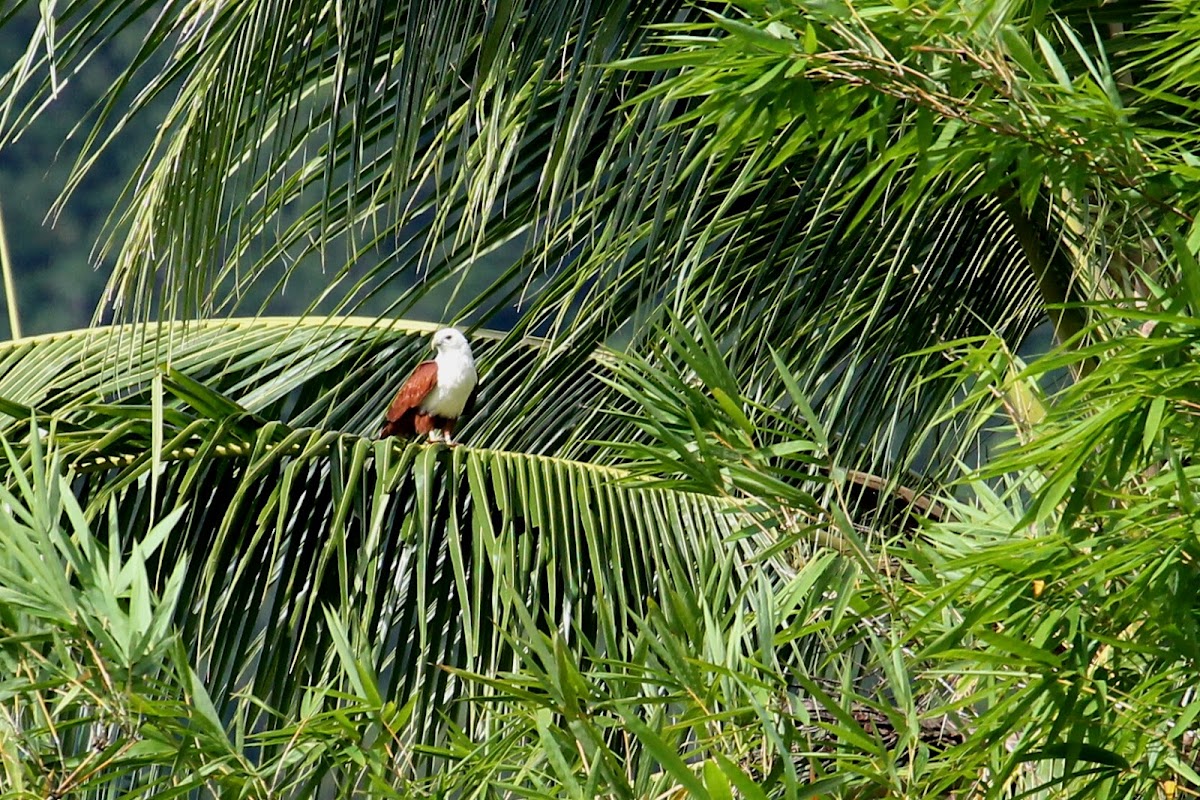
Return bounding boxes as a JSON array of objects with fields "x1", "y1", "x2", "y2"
[{"x1": 378, "y1": 328, "x2": 478, "y2": 444}]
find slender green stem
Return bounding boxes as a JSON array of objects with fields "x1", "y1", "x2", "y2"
[{"x1": 0, "y1": 200, "x2": 21, "y2": 340}]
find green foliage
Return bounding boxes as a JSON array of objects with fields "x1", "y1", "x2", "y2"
[
  {"x1": 589, "y1": 308, "x2": 1200, "y2": 797},
  {"x1": 5, "y1": 0, "x2": 1200, "y2": 798},
  {"x1": 599, "y1": 314, "x2": 827, "y2": 507},
  {"x1": 898, "y1": 312, "x2": 1200, "y2": 797},
  {"x1": 0, "y1": 0, "x2": 1065, "y2": 485},
  {"x1": 0, "y1": 432, "x2": 235, "y2": 795},
  {"x1": 0, "y1": 319, "x2": 794, "y2": 796}
]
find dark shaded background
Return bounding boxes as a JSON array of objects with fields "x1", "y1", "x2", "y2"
[
  {"x1": 0, "y1": 8, "x2": 154, "y2": 336},
  {"x1": 0, "y1": 6, "x2": 528, "y2": 338}
]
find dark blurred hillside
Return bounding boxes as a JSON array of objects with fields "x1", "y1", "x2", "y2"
[
  {"x1": 0, "y1": 7, "x2": 162, "y2": 336},
  {"x1": 0, "y1": 6, "x2": 529, "y2": 338}
]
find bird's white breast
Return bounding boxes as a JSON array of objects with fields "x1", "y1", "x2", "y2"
[{"x1": 421, "y1": 351, "x2": 477, "y2": 417}]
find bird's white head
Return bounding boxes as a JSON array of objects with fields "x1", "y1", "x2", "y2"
[{"x1": 431, "y1": 327, "x2": 473, "y2": 357}]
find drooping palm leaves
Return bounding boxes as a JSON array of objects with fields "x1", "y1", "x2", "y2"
[
  {"x1": 6, "y1": 0, "x2": 1200, "y2": 796},
  {"x1": 0, "y1": 0, "x2": 1119, "y2": 487},
  {"x1": 0, "y1": 319, "x2": 814, "y2": 790},
  {"x1": 4, "y1": 1, "x2": 1195, "y2": 476}
]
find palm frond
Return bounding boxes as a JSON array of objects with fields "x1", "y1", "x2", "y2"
[
  {"x1": 12, "y1": 0, "x2": 1176, "y2": 494},
  {"x1": 0, "y1": 317, "x2": 813, "y2": 776}
]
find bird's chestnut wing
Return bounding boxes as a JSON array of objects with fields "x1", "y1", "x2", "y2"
[{"x1": 386, "y1": 360, "x2": 438, "y2": 423}]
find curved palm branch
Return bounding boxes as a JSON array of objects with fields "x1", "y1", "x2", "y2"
[
  {"x1": 2, "y1": 0, "x2": 1163, "y2": 490},
  {"x1": 7, "y1": 2, "x2": 1200, "y2": 789},
  {"x1": 0, "y1": 318, "x2": 819, "y2": 772}
]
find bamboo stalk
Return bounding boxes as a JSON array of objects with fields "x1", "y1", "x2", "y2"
[{"x1": 0, "y1": 200, "x2": 22, "y2": 339}]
